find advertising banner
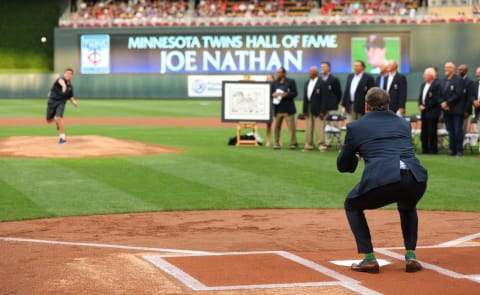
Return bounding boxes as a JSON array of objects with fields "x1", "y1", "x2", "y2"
[{"x1": 188, "y1": 75, "x2": 266, "y2": 97}]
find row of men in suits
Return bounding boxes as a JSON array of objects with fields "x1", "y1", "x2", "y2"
[
  {"x1": 301, "y1": 62, "x2": 343, "y2": 151},
  {"x1": 418, "y1": 62, "x2": 480, "y2": 156},
  {"x1": 342, "y1": 59, "x2": 407, "y2": 120},
  {"x1": 270, "y1": 63, "x2": 344, "y2": 151},
  {"x1": 303, "y1": 59, "x2": 407, "y2": 151},
  {"x1": 270, "y1": 59, "x2": 408, "y2": 151}
]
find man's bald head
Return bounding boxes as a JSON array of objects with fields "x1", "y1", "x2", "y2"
[
  {"x1": 444, "y1": 62, "x2": 456, "y2": 77},
  {"x1": 387, "y1": 60, "x2": 398, "y2": 73},
  {"x1": 308, "y1": 66, "x2": 319, "y2": 79},
  {"x1": 457, "y1": 64, "x2": 468, "y2": 77}
]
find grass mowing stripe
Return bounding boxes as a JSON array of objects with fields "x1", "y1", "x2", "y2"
[
  {"x1": 0, "y1": 124, "x2": 479, "y2": 222},
  {"x1": 0, "y1": 99, "x2": 222, "y2": 118},
  {"x1": 0, "y1": 178, "x2": 52, "y2": 221},
  {"x1": 0, "y1": 159, "x2": 156, "y2": 217},
  {"x1": 57, "y1": 156, "x2": 255, "y2": 211},
  {"x1": 0, "y1": 99, "x2": 426, "y2": 118},
  {"x1": 197, "y1": 146, "x2": 361, "y2": 195},
  {"x1": 128, "y1": 155, "x2": 341, "y2": 209}
]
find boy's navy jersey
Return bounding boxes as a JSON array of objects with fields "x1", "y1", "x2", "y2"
[{"x1": 49, "y1": 78, "x2": 74, "y2": 101}]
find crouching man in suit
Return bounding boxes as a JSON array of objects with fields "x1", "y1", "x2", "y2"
[{"x1": 337, "y1": 87, "x2": 428, "y2": 274}]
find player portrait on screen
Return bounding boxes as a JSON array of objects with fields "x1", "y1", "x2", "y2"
[{"x1": 351, "y1": 34, "x2": 401, "y2": 74}]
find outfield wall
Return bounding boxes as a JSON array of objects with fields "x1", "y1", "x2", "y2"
[{"x1": 0, "y1": 23, "x2": 477, "y2": 98}]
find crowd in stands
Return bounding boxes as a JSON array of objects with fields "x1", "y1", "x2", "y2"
[
  {"x1": 320, "y1": 0, "x2": 417, "y2": 17},
  {"x1": 69, "y1": 0, "x2": 422, "y2": 21},
  {"x1": 62, "y1": 0, "x2": 480, "y2": 27},
  {"x1": 73, "y1": 0, "x2": 189, "y2": 20}
]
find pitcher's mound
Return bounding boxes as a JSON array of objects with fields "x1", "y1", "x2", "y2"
[{"x1": 0, "y1": 136, "x2": 185, "y2": 159}]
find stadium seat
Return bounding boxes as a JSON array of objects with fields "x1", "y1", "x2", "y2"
[
  {"x1": 463, "y1": 117, "x2": 479, "y2": 153},
  {"x1": 325, "y1": 113, "x2": 346, "y2": 149},
  {"x1": 437, "y1": 117, "x2": 449, "y2": 151},
  {"x1": 405, "y1": 115, "x2": 421, "y2": 151}
]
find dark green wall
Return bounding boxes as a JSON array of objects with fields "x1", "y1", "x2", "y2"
[{"x1": 0, "y1": 1, "x2": 59, "y2": 71}]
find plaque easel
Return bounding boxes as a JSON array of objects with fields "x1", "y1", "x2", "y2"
[{"x1": 236, "y1": 121, "x2": 258, "y2": 146}]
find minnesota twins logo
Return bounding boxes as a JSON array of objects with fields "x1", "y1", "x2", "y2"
[
  {"x1": 192, "y1": 79, "x2": 207, "y2": 94},
  {"x1": 88, "y1": 51, "x2": 103, "y2": 65},
  {"x1": 80, "y1": 35, "x2": 110, "y2": 74}
]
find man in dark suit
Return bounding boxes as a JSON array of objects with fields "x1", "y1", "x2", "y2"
[
  {"x1": 473, "y1": 67, "x2": 480, "y2": 119},
  {"x1": 457, "y1": 64, "x2": 474, "y2": 135},
  {"x1": 386, "y1": 60, "x2": 407, "y2": 116},
  {"x1": 418, "y1": 67, "x2": 441, "y2": 154},
  {"x1": 338, "y1": 87, "x2": 428, "y2": 274},
  {"x1": 341, "y1": 60, "x2": 375, "y2": 122},
  {"x1": 320, "y1": 61, "x2": 342, "y2": 149},
  {"x1": 440, "y1": 62, "x2": 465, "y2": 157},
  {"x1": 321, "y1": 61, "x2": 342, "y2": 114},
  {"x1": 272, "y1": 66, "x2": 298, "y2": 150},
  {"x1": 302, "y1": 66, "x2": 325, "y2": 151}
]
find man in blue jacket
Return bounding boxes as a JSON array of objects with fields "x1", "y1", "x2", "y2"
[{"x1": 337, "y1": 87, "x2": 428, "y2": 274}]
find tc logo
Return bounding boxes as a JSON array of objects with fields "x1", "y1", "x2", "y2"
[{"x1": 192, "y1": 79, "x2": 206, "y2": 94}]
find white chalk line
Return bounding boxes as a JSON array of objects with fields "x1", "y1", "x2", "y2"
[
  {"x1": 436, "y1": 232, "x2": 480, "y2": 247},
  {"x1": 144, "y1": 251, "x2": 382, "y2": 295},
  {"x1": 0, "y1": 237, "x2": 213, "y2": 255},
  {"x1": 376, "y1": 232, "x2": 480, "y2": 284},
  {"x1": 2, "y1": 233, "x2": 480, "y2": 291},
  {"x1": 375, "y1": 248, "x2": 480, "y2": 284}
]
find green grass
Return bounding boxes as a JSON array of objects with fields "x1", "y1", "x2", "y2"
[
  {"x1": 0, "y1": 99, "x2": 479, "y2": 221},
  {"x1": 0, "y1": 99, "x2": 424, "y2": 118},
  {"x1": 0, "y1": 99, "x2": 221, "y2": 118}
]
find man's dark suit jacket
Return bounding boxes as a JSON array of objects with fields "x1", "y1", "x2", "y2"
[
  {"x1": 418, "y1": 79, "x2": 441, "y2": 119},
  {"x1": 341, "y1": 73, "x2": 375, "y2": 115},
  {"x1": 302, "y1": 78, "x2": 324, "y2": 116},
  {"x1": 472, "y1": 79, "x2": 480, "y2": 116},
  {"x1": 460, "y1": 76, "x2": 474, "y2": 115},
  {"x1": 272, "y1": 77, "x2": 298, "y2": 115},
  {"x1": 439, "y1": 74, "x2": 464, "y2": 116},
  {"x1": 321, "y1": 75, "x2": 342, "y2": 112},
  {"x1": 337, "y1": 111, "x2": 428, "y2": 199},
  {"x1": 387, "y1": 72, "x2": 407, "y2": 113}
]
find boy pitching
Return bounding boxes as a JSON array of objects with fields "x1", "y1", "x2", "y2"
[{"x1": 46, "y1": 68, "x2": 78, "y2": 144}]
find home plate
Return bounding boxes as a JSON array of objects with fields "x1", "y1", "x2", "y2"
[{"x1": 330, "y1": 259, "x2": 391, "y2": 267}]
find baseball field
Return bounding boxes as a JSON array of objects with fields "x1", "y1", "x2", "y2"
[{"x1": 0, "y1": 98, "x2": 479, "y2": 294}]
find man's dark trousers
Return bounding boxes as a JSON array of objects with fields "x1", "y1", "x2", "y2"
[
  {"x1": 444, "y1": 113, "x2": 464, "y2": 155},
  {"x1": 344, "y1": 170, "x2": 427, "y2": 253},
  {"x1": 421, "y1": 117, "x2": 439, "y2": 154}
]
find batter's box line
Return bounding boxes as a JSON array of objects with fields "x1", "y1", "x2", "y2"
[
  {"x1": 375, "y1": 248, "x2": 480, "y2": 284},
  {"x1": 0, "y1": 236, "x2": 214, "y2": 256},
  {"x1": 436, "y1": 232, "x2": 480, "y2": 247},
  {"x1": 380, "y1": 232, "x2": 480, "y2": 251},
  {"x1": 144, "y1": 251, "x2": 382, "y2": 295}
]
